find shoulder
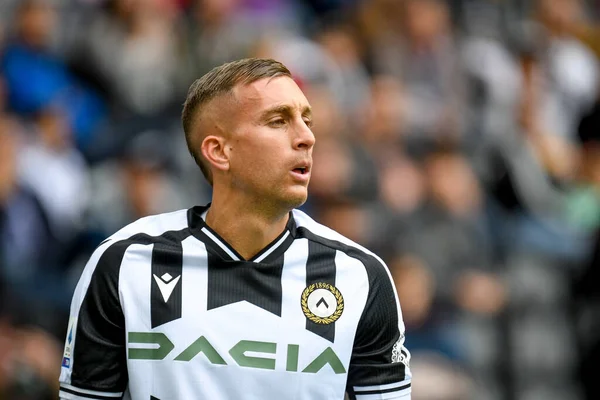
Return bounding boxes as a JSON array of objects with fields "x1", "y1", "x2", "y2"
[
  {"x1": 89, "y1": 209, "x2": 190, "y2": 269},
  {"x1": 70, "y1": 209, "x2": 192, "y2": 313},
  {"x1": 104, "y1": 208, "x2": 190, "y2": 244},
  {"x1": 292, "y1": 209, "x2": 390, "y2": 276}
]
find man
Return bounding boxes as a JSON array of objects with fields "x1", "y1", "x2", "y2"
[{"x1": 58, "y1": 58, "x2": 412, "y2": 400}]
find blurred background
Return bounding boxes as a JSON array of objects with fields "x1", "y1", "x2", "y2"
[{"x1": 0, "y1": 0, "x2": 599, "y2": 399}]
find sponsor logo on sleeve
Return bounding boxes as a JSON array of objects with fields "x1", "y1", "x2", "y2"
[{"x1": 62, "y1": 317, "x2": 76, "y2": 368}]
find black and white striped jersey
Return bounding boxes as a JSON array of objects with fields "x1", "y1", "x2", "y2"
[{"x1": 59, "y1": 204, "x2": 411, "y2": 400}]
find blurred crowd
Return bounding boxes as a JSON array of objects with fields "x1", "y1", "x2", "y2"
[{"x1": 0, "y1": 0, "x2": 599, "y2": 399}]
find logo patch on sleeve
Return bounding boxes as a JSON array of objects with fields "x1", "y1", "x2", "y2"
[
  {"x1": 62, "y1": 317, "x2": 77, "y2": 368},
  {"x1": 392, "y1": 336, "x2": 410, "y2": 367},
  {"x1": 301, "y1": 283, "x2": 344, "y2": 324}
]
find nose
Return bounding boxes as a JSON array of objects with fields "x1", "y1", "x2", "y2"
[{"x1": 293, "y1": 120, "x2": 316, "y2": 150}]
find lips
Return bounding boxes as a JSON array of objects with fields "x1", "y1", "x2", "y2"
[
  {"x1": 292, "y1": 162, "x2": 311, "y2": 175},
  {"x1": 292, "y1": 167, "x2": 308, "y2": 174},
  {"x1": 291, "y1": 161, "x2": 312, "y2": 182}
]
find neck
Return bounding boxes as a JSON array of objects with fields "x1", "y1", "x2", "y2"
[{"x1": 205, "y1": 189, "x2": 290, "y2": 260}]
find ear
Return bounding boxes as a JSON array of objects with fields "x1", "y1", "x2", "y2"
[{"x1": 201, "y1": 135, "x2": 230, "y2": 173}]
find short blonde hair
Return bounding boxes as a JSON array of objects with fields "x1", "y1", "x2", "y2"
[{"x1": 181, "y1": 58, "x2": 292, "y2": 185}]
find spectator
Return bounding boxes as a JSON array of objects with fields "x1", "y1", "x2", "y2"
[
  {"x1": 363, "y1": 0, "x2": 468, "y2": 146},
  {"x1": 0, "y1": 1, "x2": 596, "y2": 398},
  {"x1": 315, "y1": 22, "x2": 371, "y2": 115},
  {"x1": 525, "y1": 0, "x2": 599, "y2": 145},
  {"x1": 0, "y1": 116, "x2": 56, "y2": 289},
  {"x1": 17, "y1": 110, "x2": 90, "y2": 245},
  {"x1": 571, "y1": 92, "x2": 600, "y2": 400},
  {"x1": 88, "y1": 129, "x2": 189, "y2": 237},
  {"x1": 68, "y1": 0, "x2": 187, "y2": 117},
  {"x1": 1, "y1": 0, "x2": 106, "y2": 151}
]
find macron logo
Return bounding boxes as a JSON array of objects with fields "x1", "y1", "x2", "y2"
[{"x1": 153, "y1": 273, "x2": 181, "y2": 302}]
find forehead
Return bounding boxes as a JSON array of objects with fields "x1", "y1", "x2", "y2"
[{"x1": 232, "y1": 76, "x2": 310, "y2": 114}]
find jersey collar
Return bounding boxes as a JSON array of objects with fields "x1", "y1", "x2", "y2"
[{"x1": 187, "y1": 204, "x2": 297, "y2": 263}]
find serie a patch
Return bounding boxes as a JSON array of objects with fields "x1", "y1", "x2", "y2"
[{"x1": 62, "y1": 316, "x2": 77, "y2": 368}]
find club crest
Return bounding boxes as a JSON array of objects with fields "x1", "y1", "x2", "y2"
[{"x1": 301, "y1": 282, "x2": 344, "y2": 324}]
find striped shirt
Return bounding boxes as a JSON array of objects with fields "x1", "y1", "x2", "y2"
[{"x1": 59, "y1": 204, "x2": 412, "y2": 400}]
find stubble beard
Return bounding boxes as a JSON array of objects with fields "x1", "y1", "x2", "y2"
[{"x1": 260, "y1": 185, "x2": 308, "y2": 218}]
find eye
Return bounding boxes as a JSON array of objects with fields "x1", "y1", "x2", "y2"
[
  {"x1": 268, "y1": 119, "x2": 286, "y2": 127},
  {"x1": 304, "y1": 118, "x2": 314, "y2": 128}
]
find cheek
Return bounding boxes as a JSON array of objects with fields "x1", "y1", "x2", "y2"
[
  {"x1": 230, "y1": 132, "x2": 292, "y2": 184},
  {"x1": 233, "y1": 144, "x2": 280, "y2": 182},
  {"x1": 242, "y1": 140, "x2": 282, "y2": 166}
]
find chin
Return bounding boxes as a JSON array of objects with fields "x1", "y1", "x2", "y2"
[{"x1": 281, "y1": 189, "x2": 308, "y2": 210}]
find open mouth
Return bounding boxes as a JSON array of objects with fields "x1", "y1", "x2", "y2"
[{"x1": 293, "y1": 167, "x2": 308, "y2": 175}]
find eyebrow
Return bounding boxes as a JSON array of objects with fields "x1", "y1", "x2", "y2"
[{"x1": 259, "y1": 105, "x2": 313, "y2": 120}]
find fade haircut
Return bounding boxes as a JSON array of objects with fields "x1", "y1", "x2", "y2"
[{"x1": 182, "y1": 58, "x2": 292, "y2": 185}]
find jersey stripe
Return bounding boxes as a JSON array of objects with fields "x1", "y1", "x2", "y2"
[
  {"x1": 280, "y1": 238, "x2": 309, "y2": 331},
  {"x1": 151, "y1": 236, "x2": 184, "y2": 328},
  {"x1": 353, "y1": 390, "x2": 411, "y2": 400},
  {"x1": 121, "y1": 243, "x2": 153, "y2": 334},
  {"x1": 71, "y1": 234, "x2": 143, "y2": 392},
  {"x1": 254, "y1": 231, "x2": 290, "y2": 263},
  {"x1": 201, "y1": 227, "x2": 241, "y2": 260},
  {"x1": 187, "y1": 206, "x2": 297, "y2": 263},
  {"x1": 259, "y1": 229, "x2": 295, "y2": 264},
  {"x1": 294, "y1": 224, "x2": 409, "y2": 386},
  {"x1": 61, "y1": 207, "x2": 411, "y2": 400},
  {"x1": 60, "y1": 239, "x2": 115, "y2": 387},
  {"x1": 70, "y1": 229, "x2": 191, "y2": 393},
  {"x1": 59, "y1": 383, "x2": 123, "y2": 399},
  {"x1": 353, "y1": 379, "x2": 411, "y2": 393},
  {"x1": 189, "y1": 227, "x2": 233, "y2": 261},
  {"x1": 349, "y1": 381, "x2": 411, "y2": 400},
  {"x1": 354, "y1": 384, "x2": 411, "y2": 395},
  {"x1": 206, "y1": 252, "x2": 285, "y2": 316},
  {"x1": 59, "y1": 390, "x2": 117, "y2": 400},
  {"x1": 305, "y1": 240, "x2": 337, "y2": 342},
  {"x1": 180, "y1": 236, "x2": 209, "y2": 317}
]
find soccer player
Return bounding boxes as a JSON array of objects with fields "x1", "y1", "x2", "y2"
[{"x1": 58, "y1": 58, "x2": 412, "y2": 400}]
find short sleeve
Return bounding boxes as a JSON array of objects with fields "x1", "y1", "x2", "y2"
[
  {"x1": 346, "y1": 255, "x2": 412, "y2": 400},
  {"x1": 59, "y1": 239, "x2": 129, "y2": 399}
]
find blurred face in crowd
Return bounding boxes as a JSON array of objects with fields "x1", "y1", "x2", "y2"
[
  {"x1": 317, "y1": 202, "x2": 370, "y2": 244},
  {"x1": 379, "y1": 157, "x2": 426, "y2": 214},
  {"x1": 17, "y1": 1, "x2": 56, "y2": 48},
  {"x1": 426, "y1": 151, "x2": 482, "y2": 217},
  {"x1": 318, "y1": 27, "x2": 362, "y2": 66},
  {"x1": 196, "y1": 0, "x2": 240, "y2": 25},
  {"x1": 37, "y1": 111, "x2": 70, "y2": 152},
  {"x1": 309, "y1": 137, "x2": 352, "y2": 199},
  {"x1": 304, "y1": 85, "x2": 343, "y2": 139},
  {"x1": 363, "y1": 75, "x2": 405, "y2": 144},
  {"x1": 203, "y1": 76, "x2": 315, "y2": 213},
  {"x1": 391, "y1": 255, "x2": 435, "y2": 328},
  {"x1": 123, "y1": 161, "x2": 163, "y2": 218},
  {"x1": 403, "y1": 0, "x2": 449, "y2": 46},
  {"x1": 537, "y1": 0, "x2": 582, "y2": 32}
]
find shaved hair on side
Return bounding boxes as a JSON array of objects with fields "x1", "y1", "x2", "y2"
[{"x1": 181, "y1": 58, "x2": 292, "y2": 185}]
